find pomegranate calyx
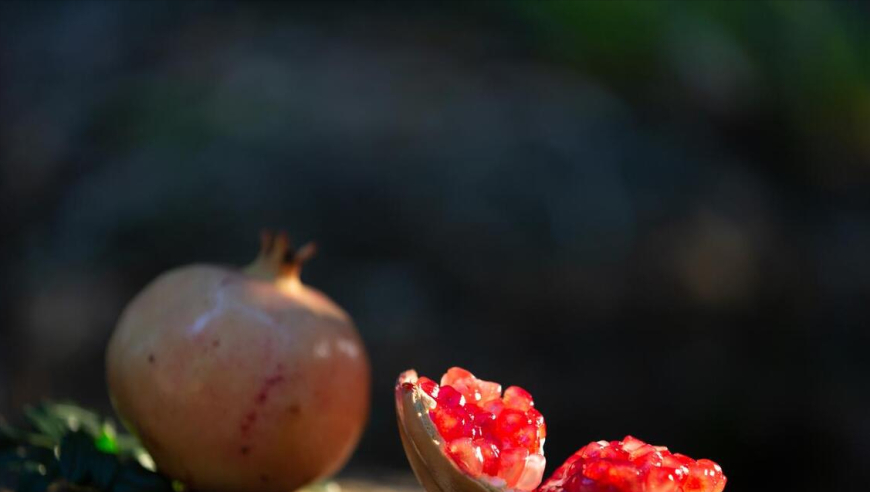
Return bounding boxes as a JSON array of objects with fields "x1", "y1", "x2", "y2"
[
  {"x1": 244, "y1": 230, "x2": 317, "y2": 286},
  {"x1": 396, "y1": 370, "x2": 505, "y2": 492}
]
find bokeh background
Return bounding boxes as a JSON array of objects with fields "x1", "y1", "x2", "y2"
[{"x1": 1, "y1": 1, "x2": 869, "y2": 491}]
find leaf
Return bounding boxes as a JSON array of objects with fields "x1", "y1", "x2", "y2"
[
  {"x1": 110, "y1": 435, "x2": 144, "y2": 458},
  {"x1": 59, "y1": 432, "x2": 96, "y2": 484},
  {"x1": 94, "y1": 424, "x2": 118, "y2": 455},
  {"x1": 89, "y1": 452, "x2": 119, "y2": 491},
  {"x1": 24, "y1": 405, "x2": 69, "y2": 443},
  {"x1": 3, "y1": 403, "x2": 173, "y2": 492},
  {"x1": 0, "y1": 445, "x2": 60, "y2": 478}
]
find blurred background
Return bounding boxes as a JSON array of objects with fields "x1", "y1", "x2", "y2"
[{"x1": 1, "y1": 1, "x2": 869, "y2": 490}]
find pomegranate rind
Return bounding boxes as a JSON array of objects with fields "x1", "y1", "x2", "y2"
[{"x1": 396, "y1": 370, "x2": 506, "y2": 492}]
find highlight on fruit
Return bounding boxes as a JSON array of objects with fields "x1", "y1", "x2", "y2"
[
  {"x1": 395, "y1": 367, "x2": 726, "y2": 492},
  {"x1": 106, "y1": 231, "x2": 371, "y2": 492}
]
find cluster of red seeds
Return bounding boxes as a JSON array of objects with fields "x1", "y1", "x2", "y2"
[
  {"x1": 538, "y1": 436, "x2": 726, "y2": 492},
  {"x1": 417, "y1": 367, "x2": 547, "y2": 491}
]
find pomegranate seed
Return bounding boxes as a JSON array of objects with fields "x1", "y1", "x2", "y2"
[
  {"x1": 645, "y1": 466, "x2": 681, "y2": 492},
  {"x1": 526, "y1": 407, "x2": 545, "y2": 427},
  {"x1": 429, "y1": 407, "x2": 472, "y2": 441},
  {"x1": 599, "y1": 444, "x2": 628, "y2": 461},
  {"x1": 527, "y1": 407, "x2": 546, "y2": 452},
  {"x1": 469, "y1": 407, "x2": 497, "y2": 437},
  {"x1": 418, "y1": 368, "x2": 547, "y2": 487},
  {"x1": 446, "y1": 438, "x2": 484, "y2": 476},
  {"x1": 632, "y1": 448, "x2": 663, "y2": 472},
  {"x1": 684, "y1": 459, "x2": 726, "y2": 492},
  {"x1": 504, "y1": 386, "x2": 534, "y2": 411},
  {"x1": 498, "y1": 446, "x2": 529, "y2": 488},
  {"x1": 661, "y1": 453, "x2": 691, "y2": 474},
  {"x1": 476, "y1": 380, "x2": 503, "y2": 403},
  {"x1": 629, "y1": 443, "x2": 657, "y2": 462},
  {"x1": 417, "y1": 377, "x2": 439, "y2": 398},
  {"x1": 603, "y1": 462, "x2": 642, "y2": 490},
  {"x1": 411, "y1": 371, "x2": 726, "y2": 492},
  {"x1": 580, "y1": 441, "x2": 606, "y2": 459},
  {"x1": 441, "y1": 367, "x2": 475, "y2": 387},
  {"x1": 621, "y1": 435, "x2": 646, "y2": 453},
  {"x1": 495, "y1": 409, "x2": 530, "y2": 443},
  {"x1": 516, "y1": 422, "x2": 538, "y2": 451},
  {"x1": 582, "y1": 459, "x2": 611, "y2": 481},
  {"x1": 515, "y1": 453, "x2": 546, "y2": 491},
  {"x1": 483, "y1": 398, "x2": 505, "y2": 417},
  {"x1": 474, "y1": 437, "x2": 501, "y2": 476},
  {"x1": 437, "y1": 385, "x2": 466, "y2": 408},
  {"x1": 671, "y1": 453, "x2": 695, "y2": 468},
  {"x1": 538, "y1": 437, "x2": 726, "y2": 492}
]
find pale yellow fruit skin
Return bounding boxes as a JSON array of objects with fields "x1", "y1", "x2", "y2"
[{"x1": 106, "y1": 265, "x2": 370, "y2": 492}]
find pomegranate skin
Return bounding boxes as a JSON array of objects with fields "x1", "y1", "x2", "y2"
[{"x1": 106, "y1": 261, "x2": 370, "y2": 492}]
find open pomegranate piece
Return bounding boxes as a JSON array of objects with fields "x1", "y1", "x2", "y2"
[
  {"x1": 538, "y1": 436, "x2": 726, "y2": 492},
  {"x1": 396, "y1": 368, "x2": 546, "y2": 492},
  {"x1": 396, "y1": 368, "x2": 726, "y2": 492}
]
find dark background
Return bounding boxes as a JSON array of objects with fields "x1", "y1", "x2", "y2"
[{"x1": 1, "y1": 1, "x2": 869, "y2": 491}]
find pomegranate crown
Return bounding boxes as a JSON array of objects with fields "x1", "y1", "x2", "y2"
[{"x1": 245, "y1": 230, "x2": 317, "y2": 282}]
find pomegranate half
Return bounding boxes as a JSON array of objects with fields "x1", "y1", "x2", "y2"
[
  {"x1": 107, "y1": 232, "x2": 370, "y2": 492},
  {"x1": 396, "y1": 368, "x2": 726, "y2": 492}
]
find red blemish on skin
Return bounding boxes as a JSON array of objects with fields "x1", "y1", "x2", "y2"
[
  {"x1": 240, "y1": 446, "x2": 251, "y2": 456},
  {"x1": 255, "y1": 372, "x2": 286, "y2": 404},
  {"x1": 148, "y1": 354, "x2": 155, "y2": 363},
  {"x1": 240, "y1": 411, "x2": 258, "y2": 433},
  {"x1": 212, "y1": 339, "x2": 221, "y2": 348}
]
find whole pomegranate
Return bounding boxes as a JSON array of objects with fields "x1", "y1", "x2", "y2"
[
  {"x1": 107, "y1": 232, "x2": 370, "y2": 492},
  {"x1": 396, "y1": 367, "x2": 725, "y2": 492}
]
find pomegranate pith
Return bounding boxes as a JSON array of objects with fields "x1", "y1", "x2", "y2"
[
  {"x1": 537, "y1": 436, "x2": 726, "y2": 492},
  {"x1": 406, "y1": 367, "x2": 547, "y2": 491}
]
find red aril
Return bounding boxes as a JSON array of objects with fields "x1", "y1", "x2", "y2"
[
  {"x1": 538, "y1": 436, "x2": 726, "y2": 492},
  {"x1": 398, "y1": 368, "x2": 546, "y2": 491},
  {"x1": 396, "y1": 368, "x2": 726, "y2": 492}
]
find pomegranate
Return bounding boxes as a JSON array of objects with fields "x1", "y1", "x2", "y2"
[
  {"x1": 106, "y1": 232, "x2": 370, "y2": 492},
  {"x1": 396, "y1": 368, "x2": 725, "y2": 492},
  {"x1": 538, "y1": 436, "x2": 726, "y2": 492}
]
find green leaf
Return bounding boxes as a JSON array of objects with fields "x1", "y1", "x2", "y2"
[
  {"x1": 110, "y1": 435, "x2": 143, "y2": 457},
  {"x1": 3, "y1": 403, "x2": 173, "y2": 492},
  {"x1": 58, "y1": 431, "x2": 127, "y2": 491},
  {"x1": 24, "y1": 405, "x2": 68, "y2": 444},
  {"x1": 94, "y1": 424, "x2": 119, "y2": 455}
]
